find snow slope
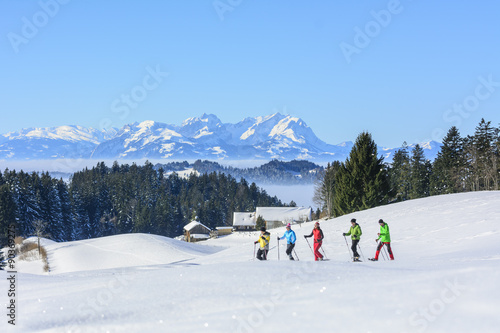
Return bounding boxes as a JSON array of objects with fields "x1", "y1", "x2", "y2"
[
  {"x1": 47, "y1": 234, "x2": 223, "y2": 274},
  {"x1": 2, "y1": 191, "x2": 500, "y2": 333}
]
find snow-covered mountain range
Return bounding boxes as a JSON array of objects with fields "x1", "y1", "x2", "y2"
[{"x1": 0, "y1": 113, "x2": 441, "y2": 162}]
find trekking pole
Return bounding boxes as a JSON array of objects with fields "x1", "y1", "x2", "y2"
[
  {"x1": 293, "y1": 248, "x2": 300, "y2": 261},
  {"x1": 253, "y1": 243, "x2": 256, "y2": 260},
  {"x1": 304, "y1": 237, "x2": 314, "y2": 255},
  {"x1": 320, "y1": 241, "x2": 328, "y2": 259},
  {"x1": 343, "y1": 235, "x2": 353, "y2": 261},
  {"x1": 279, "y1": 238, "x2": 283, "y2": 261},
  {"x1": 358, "y1": 243, "x2": 366, "y2": 262},
  {"x1": 378, "y1": 240, "x2": 387, "y2": 261},
  {"x1": 382, "y1": 243, "x2": 390, "y2": 260},
  {"x1": 382, "y1": 243, "x2": 390, "y2": 261}
]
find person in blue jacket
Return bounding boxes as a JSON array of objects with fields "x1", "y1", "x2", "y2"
[{"x1": 278, "y1": 223, "x2": 297, "y2": 260}]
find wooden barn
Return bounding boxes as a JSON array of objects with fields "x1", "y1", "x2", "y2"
[{"x1": 183, "y1": 221, "x2": 211, "y2": 242}]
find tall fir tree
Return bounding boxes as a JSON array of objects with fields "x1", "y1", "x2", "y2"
[
  {"x1": 0, "y1": 248, "x2": 7, "y2": 270},
  {"x1": 430, "y1": 126, "x2": 465, "y2": 195},
  {"x1": 409, "y1": 144, "x2": 431, "y2": 199},
  {"x1": 313, "y1": 161, "x2": 340, "y2": 218},
  {"x1": 465, "y1": 119, "x2": 497, "y2": 190},
  {"x1": 0, "y1": 183, "x2": 16, "y2": 247},
  {"x1": 333, "y1": 132, "x2": 391, "y2": 216},
  {"x1": 389, "y1": 142, "x2": 411, "y2": 201},
  {"x1": 15, "y1": 171, "x2": 41, "y2": 237}
]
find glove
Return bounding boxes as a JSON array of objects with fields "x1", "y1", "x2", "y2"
[
  {"x1": 343, "y1": 233, "x2": 346, "y2": 236},
  {"x1": 277, "y1": 236, "x2": 280, "y2": 241},
  {"x1": 254, "y1": 241, "x2": 258, "y2": 244},
  {"x1": 303, "y1": 235, "x2": 307, "y2": 238}
]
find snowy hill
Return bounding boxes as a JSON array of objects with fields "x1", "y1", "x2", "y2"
[
  {"x1": 47, "y1": 234, "x2": 223, "y2": 274},
  {"x1": 0, "y1": 114, "x2": 439, "y2": 162},
  {"x1": 3, "y1": 191, "x2": 499, "y2": 332}
]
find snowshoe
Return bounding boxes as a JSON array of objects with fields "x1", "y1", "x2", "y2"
[{"x1": 368, "y1": 258, "x2": 378, "y2": 261}]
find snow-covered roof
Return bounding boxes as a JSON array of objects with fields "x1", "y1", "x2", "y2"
[
  {"x1": 255, "y1": 207, "x2": 311, "y2": 222},
  {"x1": 183, "y1": 221, "x2": 211, "y2": 232},
  {"x1": 233, "y1": 212, "x2": 255, "y2": 227},
  {"x1": 233, "y1": 207, "x2": 312, "y2": 227}
]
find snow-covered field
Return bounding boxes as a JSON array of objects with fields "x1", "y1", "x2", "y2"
[{"x1": 2, "y1": 191, "x2": 500, "y2": 332}]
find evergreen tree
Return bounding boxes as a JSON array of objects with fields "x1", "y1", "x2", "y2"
[
  {"x1": 409, "y1": 144, "x2": 431, "y2": 199},
  {"x1": 477, "y1": 119, "x2": 498, "y2": 190},
  {"x1": 56, "y1": 179, "x2": 74, "y2": 241},
  {"x1": 314, "y1": 208, "x2": 321, "y2": 220},
  {"x1": 0, "y1": 183, "x2": 16, "y2": 247},
  {"x1": 333, "y1": 132, "x2": 391, "y2": 216},
  {"x1": 0, "y1": 248, "x2": 7, "y2": 270},
  {"x1": 389, "y1": 142, "x2": 411, "y2": 201},
  {"x1": 13, "y1": 171, "x2": 41, "y2": 237},
  {"x1": 255, "y1": 215, "x2": 266, "y2": 230},
  {"x1": 465, "y1": 119, "x2": 497, "y2": 190},
  {"x1": 430, "y1": 126, "x2": 465, "y2": 195},
  {"x1": 313, "y1": 161, "x2": 340, "y2": 218},
  {"x1": 38, "y1": 172, "x2": 65, "y2": 241}
]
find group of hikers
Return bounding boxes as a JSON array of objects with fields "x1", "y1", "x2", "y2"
[{"x1": 254, "y1": 218, "x2": 394, "y2": 262}]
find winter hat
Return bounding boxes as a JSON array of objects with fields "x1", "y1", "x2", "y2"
[
  {"x1": 378, "y1": 219, "x2": 384, "y2": 224},
  {"x1": 315, "y1": 221, "x2": 320, "y2": 226},
  {"x1": 350, "y1": 218, "x2": 356, "y2": 223},
  {"x1": 286, "y1": 223, "x2": 291, "y2": 228},
  {"x1": 260, "y1": 226, "x2": 266, "y2": 232}
]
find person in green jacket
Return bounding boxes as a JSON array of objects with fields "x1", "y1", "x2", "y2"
[
  {"x1": 343, "y1": 218, "x2": 362, "y2": 262},
  {"x1": 370, "y1": 219, "x2": 394, "y2": 261}
]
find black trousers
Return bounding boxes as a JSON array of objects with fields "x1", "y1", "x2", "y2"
[
  {"x1": 351, "y1": 239, "x2": 360, "y2": 258},
  {"x1": 257, "y1": 248, "x2": 268, "y2": 260},
  {"x1": 286, "y1": 243, "x2": 295, "y2": 257}
]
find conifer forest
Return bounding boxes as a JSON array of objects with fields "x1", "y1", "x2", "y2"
[{"x1": 0, "y1": 162, "x2": 286, "y2": 245}]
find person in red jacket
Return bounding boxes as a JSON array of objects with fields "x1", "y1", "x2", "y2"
[{"x1": 304, "y1": 222, "x2": 325, "y2": 261}]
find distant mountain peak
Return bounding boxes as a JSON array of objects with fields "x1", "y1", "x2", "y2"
[
  {"x1": 182, "y1": 113, "x2": 221, "y2": 127},
  {"x1": 0, "y1": 114, "x2": 441, "y2": 162}
]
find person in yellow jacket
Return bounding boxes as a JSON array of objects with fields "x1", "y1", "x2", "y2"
[{"x1": 254, "y1": 226, "x2": 271, "y2": 260}]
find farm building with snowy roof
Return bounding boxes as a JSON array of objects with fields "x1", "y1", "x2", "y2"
[
  {"x1": 233, "y1": 207, "x2": 312, "y2": 230},
  {"x1": 183, "y1": 221, "x2": 212, "y2": 242}
]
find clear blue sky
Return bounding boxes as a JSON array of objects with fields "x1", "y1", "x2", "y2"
[{"x1": 1, "y1": 0, "x2": 499, "y2": 148}]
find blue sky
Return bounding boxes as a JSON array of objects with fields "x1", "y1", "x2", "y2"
[{"x1": 1, "y1": 0, "x2": 499, "y2": 148}]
